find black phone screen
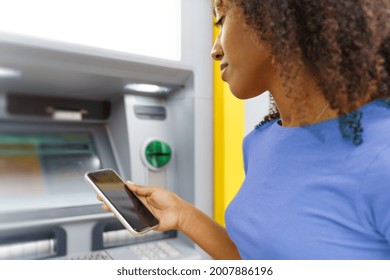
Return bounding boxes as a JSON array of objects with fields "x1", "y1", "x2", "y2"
[{"x1": 86, "y1": 170, "x2": 159, "y2": 232}]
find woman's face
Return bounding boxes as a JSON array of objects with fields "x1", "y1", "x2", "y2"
[{"x1": 211, "y1": 0, "x2": 277, "y2": 99}]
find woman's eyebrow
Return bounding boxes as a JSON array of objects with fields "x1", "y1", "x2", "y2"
[{"x1": 213, "y1": 0, "x2": 223, "y2": 17}]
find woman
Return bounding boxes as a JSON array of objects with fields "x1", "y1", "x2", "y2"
[{"x1": 104, "y1": 0, "x2": 390, "y2": 259}]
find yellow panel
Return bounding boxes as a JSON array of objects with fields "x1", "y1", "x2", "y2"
[{"x1": 213, "y1": 27, "x2": 245, "y2": 226}]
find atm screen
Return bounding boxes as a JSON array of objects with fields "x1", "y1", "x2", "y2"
[{"x1": 0, "y1": 132, "x2": 101, "y2": 196}]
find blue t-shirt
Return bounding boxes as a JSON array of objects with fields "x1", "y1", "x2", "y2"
[{"x1": 225, "y1": 99, "x2": 390, "y2": 259}]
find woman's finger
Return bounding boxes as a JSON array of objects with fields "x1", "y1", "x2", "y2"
[
  {"x1": 101, "y1": 203, "x2": 111, "y2": 212},
  {"x1": 126, "y1": 181, "x2": 158, "y2": 196}
]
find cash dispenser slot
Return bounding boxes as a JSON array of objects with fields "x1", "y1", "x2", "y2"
[
  {"x1": 92, "y1": 220, "x2": 176, "y2": 250},
  {"x1": 7, "y1": 93, "x2": 111, "y2": 121},
  {"x1": 0, "y1": 227, "x2": 66, "y2": 260}
]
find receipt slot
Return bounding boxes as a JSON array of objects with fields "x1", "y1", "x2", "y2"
[{"x1": 141, "y1": 139, "x2": 171, "y2": 187}]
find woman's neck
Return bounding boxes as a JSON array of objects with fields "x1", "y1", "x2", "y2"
[{"x1": 269, "y1": 72, "x2": 338, "y2": 127}]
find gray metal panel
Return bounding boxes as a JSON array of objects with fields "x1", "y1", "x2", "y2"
[
  {"x1": 0, "y1": 33, "x2": 192, "y2": 100},
  {"x1": 181, "y1": 0, "x2": 214, "y2": 219},
  {"x1": 107, "y1": 96, "x2": 131, "y2": 179}
]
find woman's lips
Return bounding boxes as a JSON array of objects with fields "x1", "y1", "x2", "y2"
[
  {"x1": 220, "y1": 63, "x2": 228, "y2": 80},
  {"x1": 220, "y1": 63, "x2": 228, "y2": 71}
]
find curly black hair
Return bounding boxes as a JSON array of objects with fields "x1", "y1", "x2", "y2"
[{"x1": 228, "y1": 0, "x2": 390, "y2": 124}]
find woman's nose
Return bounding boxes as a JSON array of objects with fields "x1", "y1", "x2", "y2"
[{"x1": 211, "y1": 35, "x2": 223, "y2": 61}]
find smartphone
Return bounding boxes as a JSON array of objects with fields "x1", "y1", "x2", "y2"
[{"x1": 84, "y1": 168, "x2": 159, "y2": 235}]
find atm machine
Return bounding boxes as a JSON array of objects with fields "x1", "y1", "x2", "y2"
[{"x1": 0, "y1": 33, "x2": 209, "y2": 260}]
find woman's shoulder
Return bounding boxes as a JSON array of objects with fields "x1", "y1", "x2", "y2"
[
  {"x1": 252, "y1": 118, "x2": 278, "y2": 134},
  {"x1": 242, "y1": 119, "x2": 277, "y2": 153},
  {"x1": 245, "y1": 118, "x2": 277, "y2": 139}
]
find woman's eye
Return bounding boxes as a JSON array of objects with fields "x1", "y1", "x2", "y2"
[{"x1": 214, "y1": 16, "x2": 225, "y2": 28}]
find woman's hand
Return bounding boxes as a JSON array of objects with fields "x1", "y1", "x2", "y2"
[
  {"x1": 126, "y1": 182, "x2": 191, "y2": 231},
  {"x1": 97, "y1": 181, "x2": 240, "y2": 259},
  {"x1": 98, "y1": 182, "x2": 190, "y2": 232}
]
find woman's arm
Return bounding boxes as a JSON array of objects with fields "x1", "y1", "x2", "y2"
[
  {"x1": 125, "y1": 182, "x2": 241, "y2": 260},
  {"x1": 178, "y1": 199, "x2": 241, "y2": 259}
]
